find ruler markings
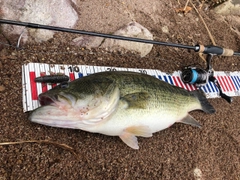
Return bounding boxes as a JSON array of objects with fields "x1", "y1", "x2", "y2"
[
  {"x1": 29, "y1": 64, "x2": 39, "y2": 109},
  {"x1": 224, "y1": 76, "x2": 232, "y2": 91},
  {"x1": 217, "y1": 76, "x2": 225, "y2": 92},
  {"x1": 236, "y1": 76, "x2": 240, "y2": 87},
  {"x1": 232, "y1": 76, "x2": 240, "y2": 90},
  {"x1": 34, "y1": 63, "x2": 42, "y2": 97},
  {"x1": 227, "y1": 76, "x2": 235, "y2": 91},
  {"x1": 78, "y1": 65, "x2": 84, "y2": 78},
  {"x1": 231, "y1": 76, "x2": 238, "y2": 90},
  {"x1": 205, "y1": 84, "x2": 211, "y2": 93},
  {"x1": 22, "y1": 65, "x2": 27, "y2": 111},
  {"x1": 22, "y1": 63, "x2": 240, "y2": 112},
  {"x1": 221, "y1": 76, "x2": 229, "y2": 92},
  {"x1": 24, "y1": 64, "x2": 32, "y2": 111},
  {"x1": 39, "y1": 64, "x2": 48, "y2": 93},
  {"x1": 176, "y1": 76, "x2": 186, "y2": 90}
]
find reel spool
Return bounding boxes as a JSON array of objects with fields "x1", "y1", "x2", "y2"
[
  {"x1": 180, "y1": 54, "x2": 233, "y2": 103},
  {"x1": 181, "y1": 67, "x2": 209, "y2": 87}
]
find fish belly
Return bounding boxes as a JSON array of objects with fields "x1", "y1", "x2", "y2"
[{"x1": 92, "y1": 107, "x2": 187, "y2": 136}]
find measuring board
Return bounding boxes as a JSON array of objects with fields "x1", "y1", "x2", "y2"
[{"x1": 22, "y1": 63, "x2": 240, "y2": 112}]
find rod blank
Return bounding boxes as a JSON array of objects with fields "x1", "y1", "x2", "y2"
[
  {"x1": 0, "y1": 19, "x2": 239, "y2": 56},
  {"x1": 0, "y1": 19, "x2": 198, "y2": 50}
]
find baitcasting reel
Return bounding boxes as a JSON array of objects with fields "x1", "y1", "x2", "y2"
[{"x1": 181, "y1": 54, "x2": 232, "y2": 103}]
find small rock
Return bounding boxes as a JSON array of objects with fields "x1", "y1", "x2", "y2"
[
  {"x1": 193, "y1": 168, "x2": 203, "y2": 180},
  {"x1": 101, "y1": 22, "x2": 153, "y2": 57},
  {"x1": 0, "y1": 0, "x2": 78, "y2": 47},
  {"x1": 3, "y1": 80, "x2": 9, "y2": 85},
  {"x1": 72, "y1": 36, "x2": 104, "y2": 48},
  {"x1": 0, "y1": 85, "x2": 5, "y2": 92},
  {"x1": 213, "y1": 0, "x2": 240, "y2": 15},
  {"x1": 162, "y1": 26, "x2": 169, "y2": 34}
]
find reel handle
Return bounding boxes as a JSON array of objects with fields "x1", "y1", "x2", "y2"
[
  {"x1": 209, "y1": 76, "x2": 233, "y2": 104},
  {"x1": 219, "y1": 92, "x2": 233, "y2": 103}
]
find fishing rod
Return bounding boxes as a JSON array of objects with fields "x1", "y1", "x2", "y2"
[
  {"x1": 0, "y1": 19, "x2": 240, "y2": 56},
  {"x1": 0, "y1": 19, "x2": 239, "y2": 103}
]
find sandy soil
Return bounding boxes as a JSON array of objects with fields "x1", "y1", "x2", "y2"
[{"x1": 0, "y1": 0, "x2": 240, "y2": 179}]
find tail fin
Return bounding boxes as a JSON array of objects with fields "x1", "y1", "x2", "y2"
[{"x1": 190, "y1": 90, "x2": 215, "y2": 114}]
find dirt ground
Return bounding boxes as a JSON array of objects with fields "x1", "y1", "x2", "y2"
[{"x1": 0, "y1": 0, "x2": 240, "y2": 179}]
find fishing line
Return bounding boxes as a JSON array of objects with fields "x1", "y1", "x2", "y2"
[{"x1": 16, "y1": 27, "x2": 27, "y2": 49}]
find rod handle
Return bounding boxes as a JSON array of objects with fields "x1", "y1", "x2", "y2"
[{"x1": 197, "y1": 44, "x2": 234, "y2": 56}]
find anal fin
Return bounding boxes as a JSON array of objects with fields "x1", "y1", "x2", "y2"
[
  {"x1": 119, "y1": 132, "x2": 139, "y2": 149},
  {"x1": 179, "y1": 114, "x2": 202, "y2": 128}
]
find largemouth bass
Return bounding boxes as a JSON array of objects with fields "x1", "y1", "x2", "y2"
[{"x1": 29, "y1": 71, "x2": 215, "y2": 149}]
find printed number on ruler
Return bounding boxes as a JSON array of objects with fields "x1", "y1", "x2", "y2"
[
  {"x1": 68, "y1": 65, "x2": 83, "y2": 80},
  {"x1": 139, "y1": 69, "x2": 147, "y2": 74},
  {"x1": 68, "y1": 65, "x2": 80, "y2": 73},
  {"x1": 106, "y1": 67, "x2": 117, "y2": 71}
]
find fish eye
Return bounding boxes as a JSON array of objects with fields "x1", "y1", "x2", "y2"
[{"x1": 60, "y1": 81, "x2": 69, "y2": 88}]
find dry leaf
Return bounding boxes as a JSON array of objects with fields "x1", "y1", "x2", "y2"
[{"x1": 175, "y1": 6, "x2": 192, "y2": 14}]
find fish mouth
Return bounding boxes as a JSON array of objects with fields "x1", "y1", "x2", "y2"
[
  {"x1": 28, "y1": 105, "x2": 78, "y2": 128},
  {"x1": 38, "y1": 94, "x2": 56, "y2": 106}
]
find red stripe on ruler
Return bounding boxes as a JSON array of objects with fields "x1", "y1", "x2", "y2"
[
  {"x1": 227, "y1": 76, "x2": 235, "y2": 91},
  {"x1": 52, "y1": 84, "x2": 57, "y2": 88},
  {"x1": 190, "y1": 84, "x2": 196, "y2": 91},
  {"x1": 40, "y1": 72, "x2": 48, "y2": 93},
  {"x1": 217, "y1": 76, "x2": 226, "y2": 92},
  {"x1": 187, "y1": 84, "x2": 194, "y2": 91},
  {"x1": 69, "y1": 73, "x2": 75, "y2": 81},
  {"x1": 221, "y1": 76, "x2": 229, "y2": 91},
  {"x1": 185, "y1": 83, "x2": 192, "y2": 91},
  {"x1": 173, "y1": 76, "x2": 196, "y2": 91},
  {"x1": 172, "y1": 76, "x2": 180, "y2": 87},
  {"x1": 225, "y1": 76, "x2": 232, "y2": 91},
  {"x1": 29, "y1": 72, "x2": 38, "y2": 100},
  {"x1": 176, "y1": 76, "x2": 185, "y2": 89}
]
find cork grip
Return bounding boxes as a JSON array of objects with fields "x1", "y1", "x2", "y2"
[
  {"x1": 222, "y1": 48, "x2": 234, "y2": 56},
  {"x1": 197, "y1": 44, "x2": 234, "y2": 56},
  {"x1": 198, "y1": 44, "x2": 205, "y2": 53}
]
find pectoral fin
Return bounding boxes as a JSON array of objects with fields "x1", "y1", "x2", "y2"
[
  {"x1": 179, "y1": 114, "x2": 201, "y2": 128},
  {"x1": 119, "y1": 125, "x2": 152, "y2": 149},
  {"x1": 121, "y1": 92, "x2": 150, "y2": 109}
]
